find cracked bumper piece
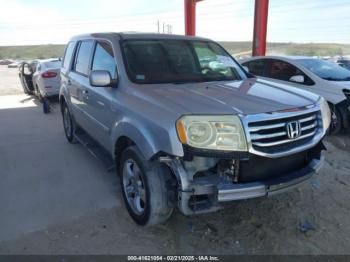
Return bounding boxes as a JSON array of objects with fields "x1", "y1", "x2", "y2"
[
  {"x1": 174, "y1": 155, "x2": 324, "y2": 215},
  {"x1": 217, "y1": 155, "x2": 324, "y2": 202}
]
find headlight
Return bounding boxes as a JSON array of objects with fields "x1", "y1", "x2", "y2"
[
  {"x1": 176, "y1": 115, "x2": 248, "y2": 151},
  {"x1": 319, "y1": 97, "x2": 331, "y2": 132}
]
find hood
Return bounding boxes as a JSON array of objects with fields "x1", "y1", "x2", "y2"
[{"x1": 133, "y1": 78, "x2": 319, "y2": 116}]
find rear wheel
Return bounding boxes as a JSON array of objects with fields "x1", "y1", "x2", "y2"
[
  {"x1": 119, "y1": 146, "x2": 174, "y2": 226},
  {"x1": 62, "y1": 101, "x2": 77, "y2": 143}
]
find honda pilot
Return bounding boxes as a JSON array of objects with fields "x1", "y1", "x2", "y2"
[{"x1": 60, "y1": 33, "x2": 331, "y2": 226}]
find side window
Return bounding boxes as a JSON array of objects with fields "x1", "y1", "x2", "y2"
[
  {"x1": 36, "y1": 63, "x2": 41, "y2": 72},
  {"x1": 91, "y1": 41, "x2": 116, "y2": 77},
  {"x1": 244, "y1": 60, "x2": 266, "y2": 76},
  {"x1": 268, "y1": 60, "x2": 299, "y2": 81},
  {"x1": 74, "y1": 40, "x2": 94, "y2": 76},
  {"x1": 62, "y1": 42, "x2": 75, "y2": 70},
  {"x1": 267, "y1": 59, "x2": 314, "y2": 85}
]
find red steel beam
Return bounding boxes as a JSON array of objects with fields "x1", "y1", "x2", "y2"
[
  {"x1": 252, "y1": 0, "x2": 269, "y2": 56},
  {"x1": 184, "y1": 0, "x2": 203, "y2": 36}
]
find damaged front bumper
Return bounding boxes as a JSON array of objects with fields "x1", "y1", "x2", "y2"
[
  {"x1": 160, "y1": 153, "x2": 324, "y2": 216},
  {"x1": 217, "y1": 155, "x2": 323, "y2": 202}
]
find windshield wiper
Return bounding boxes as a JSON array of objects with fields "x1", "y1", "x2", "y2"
[
  {"x1": 323, "y1": 77, "x2": 343, "y2": 81},
  {"x1": 170, "y1": 80, "x2": 203, "y2": 84},
  {"x1": 323, "y1": 77, "x2": 350, "y2": 81}
]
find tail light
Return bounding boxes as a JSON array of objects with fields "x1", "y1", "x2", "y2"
[{"x1": 42, "y1": 71, "x2": 57, "y2": 78}]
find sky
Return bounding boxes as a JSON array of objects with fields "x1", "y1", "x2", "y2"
[{"x1": 0, "y1": 0, "x2": 349, "y2": 46}]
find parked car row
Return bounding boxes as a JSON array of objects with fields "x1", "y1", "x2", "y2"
[
  {"x1": 58, "y1": 33, "x2": 331, "y2": 226},
  {"x1": 241, "y1": 56, "x2": 350, "y2": 134}
]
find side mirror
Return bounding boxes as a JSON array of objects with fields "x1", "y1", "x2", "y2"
[
  {"x1": 289, "y1": 75, "x2": 305, "y2": 83},
  {"x1": 90, "y1": 70, "x2": 114, "y2": 87},
  {"x1": 243, "y1": 66, "x2": 249, "y2": 73}
]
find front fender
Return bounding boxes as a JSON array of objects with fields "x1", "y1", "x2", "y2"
[{"x1": 111, "y1": 118, "x2": 184, "y2": 160}]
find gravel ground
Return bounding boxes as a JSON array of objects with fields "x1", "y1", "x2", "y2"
[
  {"x1": 0, "y1": 66, "x2": 349, "y2": 255},
  {"x1": 0, "y1": 65, "x2": 22, "y2": 95}
]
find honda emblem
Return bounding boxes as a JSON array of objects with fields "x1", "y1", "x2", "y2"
[{"x1": 286, "y1": 121, "x2": 301, "y2": 139}]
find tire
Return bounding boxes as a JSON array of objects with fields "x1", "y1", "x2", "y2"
[
  {"x1": 329, "y1": 104, "x2": 342, "y2": 135},
  {"x1": 36, "y1": 86, "x2": 43, "y2": 103},
  {"x1": 61, "y1": 101, "x2": 77, "y2": 143},
  {"x1": 119, "y1": 146, "x2": 174, "y2": 226}
]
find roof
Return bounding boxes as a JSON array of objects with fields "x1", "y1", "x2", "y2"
[
  {"x1": 39, "y1": 58, "x2": 61, "y2": 63},
  {"x1": 241, "y1": 55, "x2": 319, "y2": 63},
  {"x1": 69, "y1": 32, "x2": 211, "y2": 42}
]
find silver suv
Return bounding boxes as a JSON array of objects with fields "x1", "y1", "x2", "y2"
[{"x1": 60, "y1": 33, "x2": 331, "y2": 226}]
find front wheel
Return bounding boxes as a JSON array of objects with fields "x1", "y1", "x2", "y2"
[
  {"x1": 329, "y1": 104, "x2": 342, "y2": 134},
  {"x1": 119, "y1": 146, "x2": 174, "y2": 226},
  {"x1": 62, "y1": 102, "x2": 77, "y2": 143}
]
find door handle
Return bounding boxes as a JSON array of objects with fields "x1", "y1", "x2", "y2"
[{"x1": 82, "y1": 89, "x2": 89, "y2": 100}]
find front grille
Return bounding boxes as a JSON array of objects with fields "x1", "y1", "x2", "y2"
[
  {"x1": 238, "y1": 141, "x2": 324, "y2": 182},
  {"x1": 248, "y1": 111, "x2": 320, "y2": 154}
]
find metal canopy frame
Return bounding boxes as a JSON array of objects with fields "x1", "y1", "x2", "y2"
[{"x1": 184, "y1": 0, "x2": 269, "y2": 56}]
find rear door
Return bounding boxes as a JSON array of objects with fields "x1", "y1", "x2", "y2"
[
  {"x1": 68, "y1": 40, "x2": 95, "y2": 132},
  {"x1": 32, "y1": 63, "x2": 41, "y2": 91}
]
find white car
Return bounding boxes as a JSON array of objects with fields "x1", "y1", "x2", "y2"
[
  {"x1": 241, "y1": 56, "x2": 350, "y2": 133},
  {"x1": 32, "y1": 59, "x2": 61, "y2": 100}
]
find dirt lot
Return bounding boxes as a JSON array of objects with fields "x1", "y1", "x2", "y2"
[
  {"x1": 0, "y1": 65, "x2": 349, "y2": 255},
  {"x1": 0, "y1": 65, "x2": 23, "y2": 96}
]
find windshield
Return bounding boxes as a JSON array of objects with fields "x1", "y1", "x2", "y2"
[
  {"x1": 298, "y1": 59, "x2": 350, "y2": 81},
  {"x1": 121, "y1": 39, "x2": 247, "y2": 84}
]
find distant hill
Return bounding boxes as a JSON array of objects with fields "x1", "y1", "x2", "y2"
[
  {"x1": 219, "y1": 42, "x2": 350, "y2": 57},
  {"x1": 0, "y1": 44, "x2": 66, "y2": 60},
  {"x1": 0, "y1": 42, "x2": 349, "y2": 60}
]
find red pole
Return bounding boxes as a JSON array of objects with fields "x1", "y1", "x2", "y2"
[
  {"x1": 184, "y1": 0, "x2": 203, "y2": 36},
  {"x1": 252, "y1": 0, "x2": 269, "y2": 56}
]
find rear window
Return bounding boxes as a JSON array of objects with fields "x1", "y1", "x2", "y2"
[
  {"x1": 62, "y1": 42, "x2": 75, "y2": 69},
  {"x1": 43, "y1": 60, "x2": 61, "y2": 69},
  {"x1": 74, "y1": 40, "x2": 94, "y2": 75}
]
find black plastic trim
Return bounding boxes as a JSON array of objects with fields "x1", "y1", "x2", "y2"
[{"x1": 183, "y1": 145, "x2": 249, "y2": 161}]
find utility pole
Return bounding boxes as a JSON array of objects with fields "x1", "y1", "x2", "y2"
[{"x1": 157, "y1": 21, "x2": 173, "y2": 34}]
